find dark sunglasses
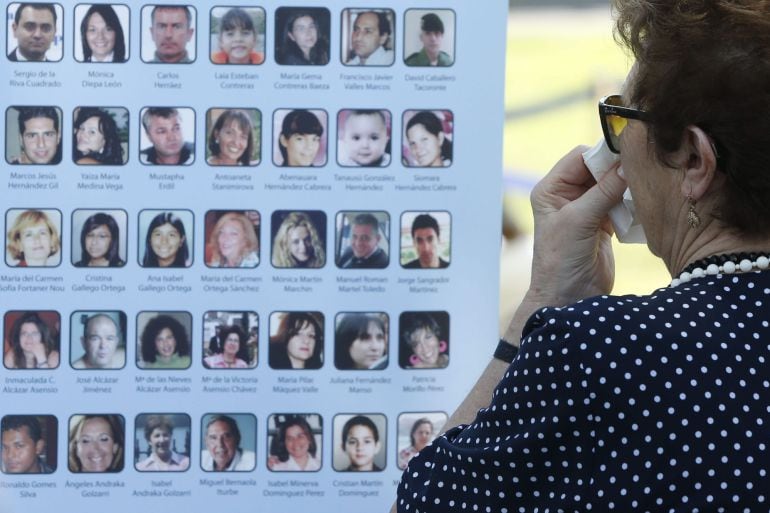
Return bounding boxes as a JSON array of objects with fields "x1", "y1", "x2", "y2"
[{"x1": 598, "y1": 94, "x2": 650, "y2": 154}]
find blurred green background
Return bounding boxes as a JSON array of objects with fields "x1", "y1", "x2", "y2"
[{"x1": 499, "y1": 5, "x2": 669, "y2": 328}]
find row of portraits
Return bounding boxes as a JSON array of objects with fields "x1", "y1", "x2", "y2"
[
  {"x1": 2, "y1": 310, "x2": 451, "y2": 371},
  {"x1": 7, "y1": 4, "x2": 455, "y2": 67},
  {"x1": 5, "y1": 106, "x2": 454, "y2": 168},
  {"x1": 4, "y1": 209, "x2": 452, "y2": 270},
  {"x1": 0, "y1": 412, "x2": 447, "y2": 474}
]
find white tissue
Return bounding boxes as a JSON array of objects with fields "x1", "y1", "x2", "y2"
[{"x1": 582, "y1": 140, "x2": 647, "y2": 244}]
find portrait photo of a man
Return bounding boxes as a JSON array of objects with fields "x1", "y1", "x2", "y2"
[
  {"x1": 141, "y1": 4, "x2": 196, "y2": 63},
  {"x1": 5, "y1": 106, "x2": 62, "y2": 165},
  {"x1": 6, "y1": 3, "x2": 63, "y2": 62}
]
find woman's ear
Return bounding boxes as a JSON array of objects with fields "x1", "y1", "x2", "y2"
[{"x1": 679, "y1": 125, "x2": 720, "y2": 201}]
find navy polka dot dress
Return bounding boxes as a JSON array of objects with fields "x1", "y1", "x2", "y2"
[{"x1": 397, "y1": 273, "x2": 770, "y2": 512}]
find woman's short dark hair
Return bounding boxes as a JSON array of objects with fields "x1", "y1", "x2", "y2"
[
  {"x1": 612, "y1": 0, "x2": 770, "y2": 235},
  {"x1": 142, "y1": 212, "x2": 189, "y2": 268},
  {"x1": 406, "y1": 111, "x2": 453, "y2": 162},
  {"x1": 208, "y1": 110, "x2": 255, "y2": 166},
  {"x1": 9, "y1": 312, "x2": 57, "y2": 369},
  {"x1": 269, "y1": 312, "x2": 324, "y2": 369},
  {"x1": 76, "y1": 212, "x2": 123, "y2": 267},
  {"x1": 279, "y1": 10, "x2": 329, "y2": 65},
  {"x1": 143, "y1": 415, "x2": 173, "y2": 441},
  {"x1": 215, "y1": 325, "x2": 250, "y2": 362},
  {"x1": 270, "y1": 415, "x2": 317, "y2": 462},
  {"x1": 341, "y1": 415, "x2": 379, "y2": 447},
  {"x1": 278, "y1": 110, "x2": 324, "y2": 164},
  {"x1": 140, "y1": 314, "x2": 190, "y2": 363},
  {"x1": 73, "y1": 107, "x2": 124, "y2": 165},
  {"x1": 334, "y1": 313, "x2": 386, "y2": 369},
  {"x1": 80, "y1": 4, "x2": 126, "y2": 62},
  {"x1": 399, "y1": 313, "x2": 441, "y2": 367}
]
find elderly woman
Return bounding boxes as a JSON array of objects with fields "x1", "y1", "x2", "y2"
[
  {"x1": 394, "y1": 1, "x2": 770, "y2": 511},
  {"x1": 68, "y1": 415, "x2": 124, "y2": 473},
  {"x1": 135, "y1": 415, "x2": 189, "y2": 471},
  {"x1": 206, "y1": 212, "x2": 259, "y2": 267},
  {"x1": 6, "y1": 210, "x2": 61, "y2": 267},
  {"x1": 271, "y1": 211, "x2": 326, "y2": 268},
  {"x1": 203, "y1": 325, "x2": 251, "y2": 369},
  {"x1": 3, "y1": 312, "x2": 59, "y2": 370}
]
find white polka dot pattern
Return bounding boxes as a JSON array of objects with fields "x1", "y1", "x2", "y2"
[{"x1": 396, "y1": 272, "x2": 770, "y2": 512}]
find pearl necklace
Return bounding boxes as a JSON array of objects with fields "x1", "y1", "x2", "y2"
[{"x1": 670, "y1": 252, "x2": 770, "y2": 288}]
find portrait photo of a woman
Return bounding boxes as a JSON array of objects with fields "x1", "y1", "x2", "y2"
[
  {"x1": 5, "y1": 209, "x2": 61, "y2": 267},
  {"x1": 267, "y1": 414, "x2": 322, "y2": 472},
  {"x1": 72, "y1": 107, "x2": 128, "y2": 165},
  {"x1": 268, "y1": 311, "x2": 323, "y2": 370},
  {"x1": 274, "y1": 7, "x2": 329, "y2": 65},
  {"x1": 74, "y1": 4, "x2": 129, "y2": 62},
  {"x1": 396, "y1": 412, "x2": 446, "y2": 470},
  {"x1": 134, "y1": 414, "x2": 190, "y2": 472},
  {"x1": 273, "y1": 109, "x2": 328, "y2": 167},
  {"x1": 206, "y1": 109, "x2": 260, "y2": 166},
  {"x1": 68, "y1": 414, "x2": 124, "y2": 473},
  {"x1": 72, "y1": 210, "x2": 127, "y2": 267},
  {"x1": 203, "y1": 311, "x2": 258, "y2": 369},
  {"x1": 205, "y1": 210, "x2": 260, "y2": 268},
  {"x1": 210, "y1": 6, "x2": 265, "y2": 65},
  {"x1": 136, "y1": 312, "x2": 192, "y2": 370},
  {"x1": 398, "y1": 311, "x2": 449, "y2": 370},
  {"x1": 139, "y1": 210, "x2": 193, "y2": 268},
  {"x1": 271, "y1": 211, "x2": 326, "y2": 268},
  {"x1": 334, "y1": 312, "x2": 388, "y2": 370},
  {"x1": 402, "y1": 110, "x2": 453, "y2": 168},
  {"x1": 3, "y1": 311, "x2": 60, "y2": 370}
]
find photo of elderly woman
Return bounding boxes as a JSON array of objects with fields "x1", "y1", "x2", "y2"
[
  {"x1": 267, "y1": 414, "x2": 322, "y2": 472},
  {"x1": 402, "y1": 110, "x2": 453, "y2": 168},
  {"x1": 136, "y1": 312, "x2": 192, "y2": 370},
  {"x1": 332, "y1": 414, "x2": 386, "y2": 472},
  {"x1": 206, "y1": 109, "x2": 260, "y2": 166},
  {"x1": 134, "y1": 414, "x2": 190, "y2": 471},
  {"x1": 72, "y1": 210, "x2": 127, "y2": 267},
  {"x1": 396, "y1": 412, "x2": 446, "y2": 470},
  {"x1": 273, "y1": 109, "x2": 327, "y2": 167},
  {"x1": 68, "y1": 414, "x2": 124, "y2": 473},
  {"x1": 74, "y1": 4, "x2": 129, "y2": 62},
  {"x1": 138, "y1": 210, "x2": 193, "y2": 268},
  {"x1": 210, "y1": 6, "x2": 264, "y2": 64},
  {"x1": 203, "y1": 311, "x2": 258, "y2": 369},
  {"x1": 268, "y1": 312, "x2": 323, "y2": 370},
  {"x1": 72, "y1": 107, "x2": 128, "y2": 165},
  {"x1": 334, "y1": 312, "x2": 388, "y2": 370},
  {"x1": 271, "y1": 210, "x2": 326, "y2": 268},
  {"x1": 398, "y1": 311, "x2": 449, "y2": 370},
  {"x1": 274, "y1": 7, "x2": 329, "y2": 65},
  {"x1": 3, "y1": 311, "x2": 60, "y2": 370},
  {"x1": 205, "y1": 210, "x2": 260, "y2": 268},
  {"x1": 337, "y1": 109, "x2": 391, "y2": 167},
  {"x1": 5, "y1": 209, "x2": 61, "y2": 267}
]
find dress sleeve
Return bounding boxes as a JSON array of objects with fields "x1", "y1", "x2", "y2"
[{"x1": 396, "y1": 307, "x2": 598, "y2": 512}]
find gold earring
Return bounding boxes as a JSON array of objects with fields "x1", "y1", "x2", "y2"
[{"x1": 687, "y1": 195, "x2": 701, "y2": 229}]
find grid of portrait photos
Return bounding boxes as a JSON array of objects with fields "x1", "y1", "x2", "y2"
[
  {"x1": 0, "y1": 412, "x2": 448, "y2": 474},
  {"x1": 0, "y1": 0, "x2": 489, "y2": 499}
]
